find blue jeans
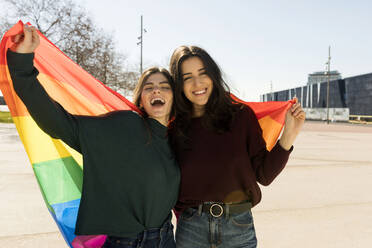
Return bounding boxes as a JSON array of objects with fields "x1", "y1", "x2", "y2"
[
  {"x1": 176, "y1": 207, "x2": 257, "y2": 248},
  {"x1": 102, "y1": 215, "x2": 175, "y2": 248}
]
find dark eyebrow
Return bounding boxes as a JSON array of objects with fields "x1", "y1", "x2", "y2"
[
  {"x1": 159, "y1": 81, "x2": 170, "y2": 84},
  {"x1": 182, "y1": 68, "x2": 206, "y2": 76},
  {"x1": 144, "y1": 82, "x2": 154, "y2": 85}
]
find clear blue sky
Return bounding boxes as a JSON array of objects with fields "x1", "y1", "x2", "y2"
[{"x1": 3, "y1": 0, "x2": 372, "y2": 100}]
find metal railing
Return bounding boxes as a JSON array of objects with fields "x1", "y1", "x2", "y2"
[{"x1": 349, "y1": 115, "x2": 372, "y2": 124}]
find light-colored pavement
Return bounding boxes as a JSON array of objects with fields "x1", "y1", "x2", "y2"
[
  {"x1": 254, "y1": 122, "x2": 372, "y2": 247},
  {"x1": 0, "y1": 123, "x2": 65, "y2": 247},
  {"x1": 0, "y1": 121, "x2": 372, "y2": 247}
]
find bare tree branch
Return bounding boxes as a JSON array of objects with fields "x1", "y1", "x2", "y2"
[{"x1": 0, "y1": 0, "x2": 136, "y2": 93}]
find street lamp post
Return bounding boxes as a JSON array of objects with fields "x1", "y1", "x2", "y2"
[
  {"x1": 137, "y1": 15, "x2": 147, "y2": 74},
  {"x1": 326, "y1": 46, "x2": 331, "y2": 124},
  {"x1": 270, "y1": 81, "x2": 273, "y2": 101}
]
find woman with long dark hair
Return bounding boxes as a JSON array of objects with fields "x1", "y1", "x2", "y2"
[
  {"x1": 169, "y1": 45, "x2": 305, "y2": 248},
  {"x1": 7, "y1": 25, "x2": 179, "y2": 248}
]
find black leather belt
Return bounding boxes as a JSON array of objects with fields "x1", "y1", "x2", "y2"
[{"x1": 195, "y1": 201, "x2": 252, "y2": 218}]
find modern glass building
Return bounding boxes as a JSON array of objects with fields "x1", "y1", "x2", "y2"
[{"x1": 261, "y1": 72, "x2": 372, "y2": 116}]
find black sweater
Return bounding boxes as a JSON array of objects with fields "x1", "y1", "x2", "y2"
[{"x1": 7, "y1": 50, "x2": 180, "y2": 237}]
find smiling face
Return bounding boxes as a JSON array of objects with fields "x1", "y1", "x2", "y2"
[
  {"x1": 140, "y1": 72, "x2": 173, "y2": 126},
  {"x1": 181, "y1": 56, "x2": 213, "y2": 117}
]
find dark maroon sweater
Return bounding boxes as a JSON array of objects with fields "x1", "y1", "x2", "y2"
[{"x1": 174, "y1": 106, "x2": 293, "y2": 211}]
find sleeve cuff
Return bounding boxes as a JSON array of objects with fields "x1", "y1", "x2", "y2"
[
  {"x1": 275, "y1": 140, "x2": 294, "y2": 154},
  {"x1": 7, "y1": 49, "x2": 35, "y2": 73}
]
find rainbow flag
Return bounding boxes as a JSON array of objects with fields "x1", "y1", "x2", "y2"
[
  {"x1": 0, "y1": 21, "x2": 139, "y2": 247},
  {"x1": 231, "y1": 95, "x2": 293, "y2": 151},
  {"x1": 0, "y1": 21, "x2": 292, "y2": 248}
]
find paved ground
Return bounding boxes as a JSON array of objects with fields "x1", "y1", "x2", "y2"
[{"x1": 0, "y1": 121, "x2": 372, "y2": 247}]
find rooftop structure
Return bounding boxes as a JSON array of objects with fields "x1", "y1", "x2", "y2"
[{"x1": 308, "y1": 70, "x2": 341, "y2": 85}]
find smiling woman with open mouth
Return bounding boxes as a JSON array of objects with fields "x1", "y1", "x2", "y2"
[{"x1": 7, "y1": 24, "x2": 180, "y2": 248}]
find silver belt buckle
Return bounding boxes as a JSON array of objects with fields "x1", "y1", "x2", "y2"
[{"x1": 210, "y1": 203, "x2": 224, "y2": 217}]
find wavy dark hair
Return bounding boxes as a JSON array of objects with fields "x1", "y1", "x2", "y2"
[
  {"x1": 133, "y1": 66, "x2": 176, "y2": 121},
  {"x1": 169, "y1": 45, "x2": 241, "y2": 139}
]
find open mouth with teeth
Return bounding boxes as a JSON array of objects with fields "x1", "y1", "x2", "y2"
[
  {"x1": 150, "y1": 98, "x2": 165, "y2": 106},
  {"x1": 193, "y1": 88, "x2": 207, "y2": 96}
]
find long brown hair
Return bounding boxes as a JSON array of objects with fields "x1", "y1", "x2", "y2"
[{"x1": 169, "y1": 45, "x2": 240, "y2": 139}]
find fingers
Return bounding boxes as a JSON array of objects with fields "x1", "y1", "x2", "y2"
[
  {"x1": 12, "y1": 34, "x2": 24, "y2": 43},
  {"x1": 292, "y1": 108, "x2": 304, "y2": 118},
  {"x1": 298, "y1": 111, "x2": 306, "y2": 120},
  {"x1": 31, "y1": 27, "x2": 40, "y2": 46},
  {"x1": 290, "y1": 101, "x2": 306, "y2": 120},
  {"x1": 290, "y1": 102, "x2": 300, "y2": 113},
  {"x1": 23, "y1": 25, "x2": 33, "y2": 45},
  {"x1": 10, "y1": 34, "x2": 24, "y2": 52},
  {"x1": 294, "y1": 110, "x2": 306, "y2": 120},
  {"x1": 13, "y1": 25, "x2": 40, "y2": 53},
  {"x1": 293, "y1": 108, "x2": 306, "y2": 120}
]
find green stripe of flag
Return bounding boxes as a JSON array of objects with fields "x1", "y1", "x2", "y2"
[{"x1": 33, "y1": 156, "x2": 83, "y2": 207}]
